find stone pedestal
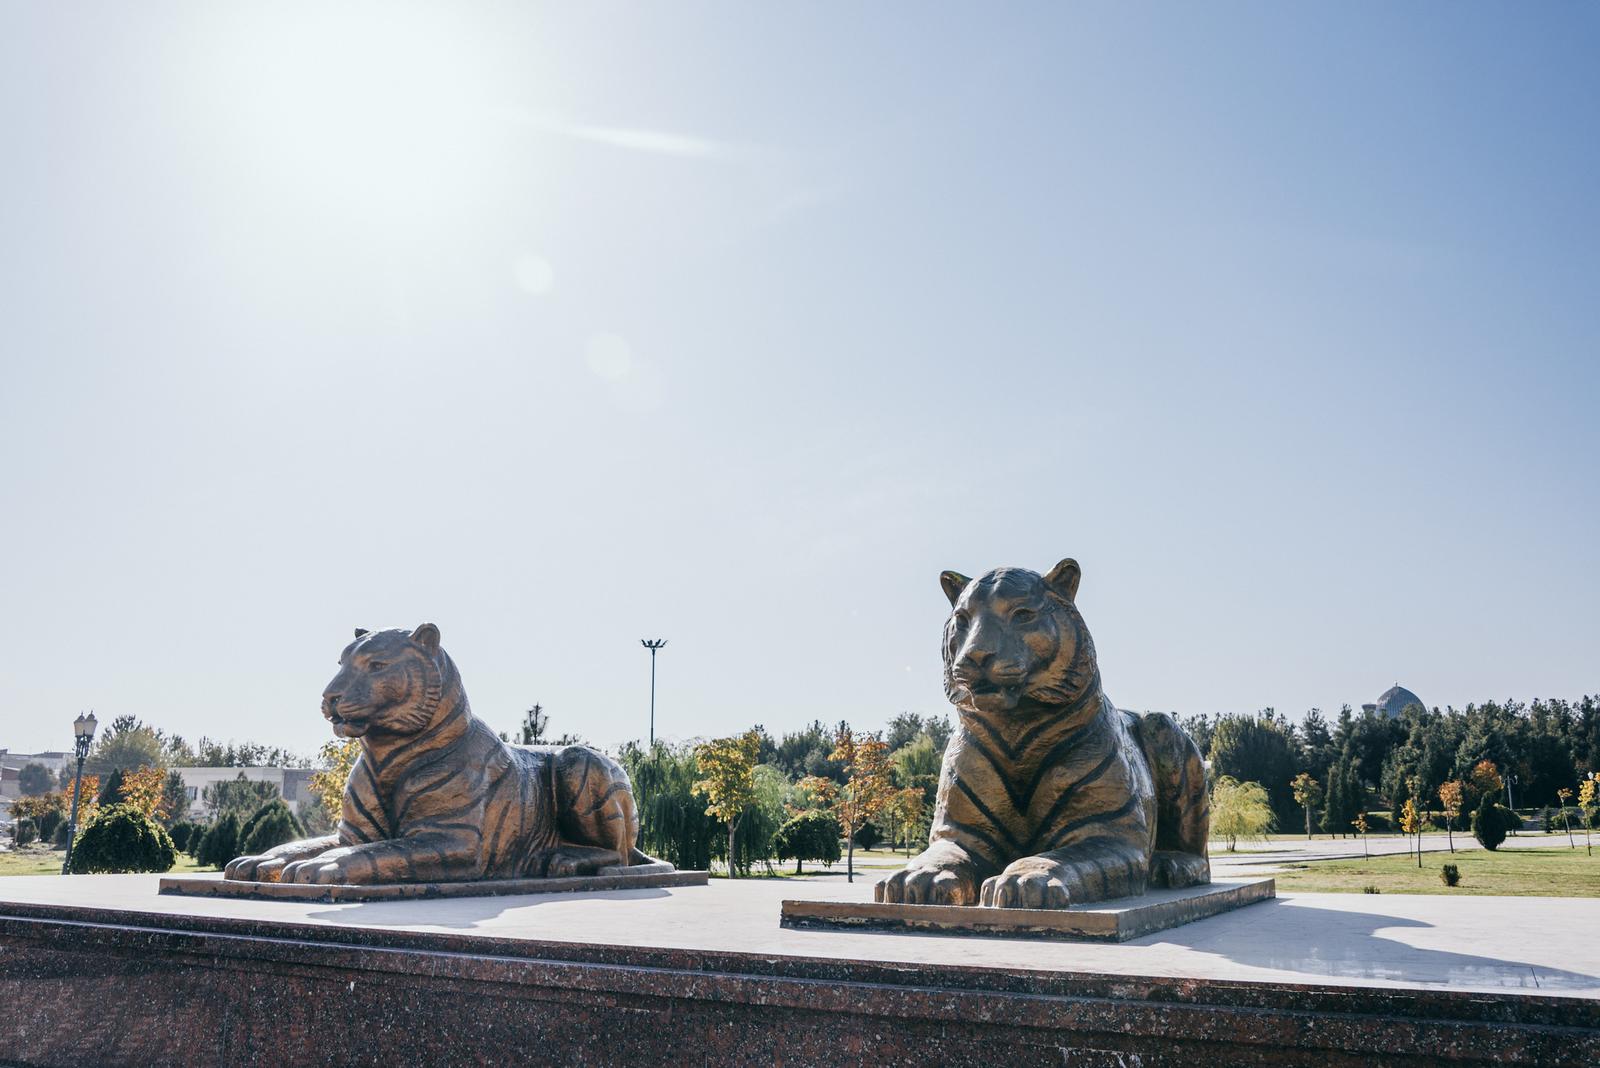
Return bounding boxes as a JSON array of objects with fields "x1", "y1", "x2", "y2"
[{"x1": 3, "y1": 879, "x2": 1597, "y2": 1067}]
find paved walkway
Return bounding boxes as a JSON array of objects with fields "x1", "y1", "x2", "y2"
[{"x1": 5, "y1": 873, "x2": 1597, "y2": 998}]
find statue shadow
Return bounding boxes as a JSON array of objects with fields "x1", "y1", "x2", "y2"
[
  {"x1": 1131, "y1": 900, "x2": 1600, "y2": 991},
  {"x1": 305, "y1": 887, "x2": 674, "y2": 930}
]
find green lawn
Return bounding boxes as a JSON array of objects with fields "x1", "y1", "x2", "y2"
[
  {"x1": 1274, "y1": 846, "x2": 1600, "y2": 896},
  {"x1": 0, "y1": 846, "x2": 217, "y2": 877}
]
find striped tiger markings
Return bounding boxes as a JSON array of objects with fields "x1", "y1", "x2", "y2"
[
  {"x1": 875, "y1": 560, "x2": 1210, "y2": 910},
  {"x1": 224, "y1": 624, "x2": 660, "y2": 885}
]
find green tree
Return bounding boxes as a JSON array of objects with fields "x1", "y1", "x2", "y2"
[
  {"x1": 619, "y1": 740, "x2": 717, "y2": 871},
  {"x1": 693, "y1": 730, "x2": 763, "y2": 878},
  {"x1": 18, "y1": 762, "x2": 52, "y2": 796},
  {"x1": 159, "y1": 770, "x2": 190, "y2": 826},
  {"x1": 239, "y1": 799, "x2": 304, "y2": 856},
  {"x1": 1208, "y1": 713, "x2": 1299, "y2": 823},
  {"x1": 772, "y1": 810, "x2": 841, "y2": 874},
  {"x1": 196, "y1": 811, "x2": 243, "y2": 869},
  {"x1": 86, "y1": 715, "x2": 168, "y2": 776},
  {"x1": 1209, "y1": 777, "x2": 1275, "y2": 851},
  {"x1": 96, "y1": 768, "x2": 127, "y2": 807},
  {"x1": 202, "y1": 774, "x2": 280, "y2": 818}
]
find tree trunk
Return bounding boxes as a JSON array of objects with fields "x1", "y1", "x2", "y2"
[
  {"x1": 1305, "y1": 806, "x2": 1312, "y2": 839},
  {"x1": 795, "y1": 858, "x2": 802, "y2": 875},
  {"x1": 727, "y1": 820, "x2": 738, "y2": 879},
  {"x1": 846, "y1": 819, "x2": 855, "y2": 883}
]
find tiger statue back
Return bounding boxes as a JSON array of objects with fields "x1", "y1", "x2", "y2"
[{"x1": 876, "y1": 559, "x2": 1209, "y2": 909}]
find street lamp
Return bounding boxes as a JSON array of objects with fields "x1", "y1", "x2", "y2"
[
  {"x1": 61, "y1": 711, "x2": 97, "y2": 874},
  {"x1": 640, "y1": 639, "x2": 667, "y2": 746}
]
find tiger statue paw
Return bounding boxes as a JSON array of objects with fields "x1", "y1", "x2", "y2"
[{"x1": 874, "y1": 843, "x2": 980, "y2": 905}]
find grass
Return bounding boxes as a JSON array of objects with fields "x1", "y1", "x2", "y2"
[
  {"x1": 0, "y1": 845, "x2": 217, "y2": 877},
  {"x1": 1274, "y1": 846, "x2": 1600, "y2": 897}
]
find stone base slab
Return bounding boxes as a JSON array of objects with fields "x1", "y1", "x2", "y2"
[
  {"x1": 781, "y1": 877, "x2": 1274, "y2": 941},
  {"x1": 159, "y1": 867, "x2": 707, "y2": 903}
]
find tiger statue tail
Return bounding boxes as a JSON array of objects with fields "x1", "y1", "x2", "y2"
[{"x1": 1129, "y1": 710, "x2": 1211, "y2": 888}]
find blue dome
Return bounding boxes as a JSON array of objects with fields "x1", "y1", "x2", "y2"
[{"x1": 1366, "y1": 685, "x2": 1426, "y2": 718}]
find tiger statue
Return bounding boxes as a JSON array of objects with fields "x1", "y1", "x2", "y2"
[
  {"x1": 876, "y1": 559, "x2": 1209, "y2": 910},
  {"x1": 225, "y1": 624, "x2": 661, "y2": 885}
]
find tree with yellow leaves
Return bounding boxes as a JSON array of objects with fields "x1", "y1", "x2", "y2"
[
  {"x1": 118, "y1": 766, "x2": 170, "y2": 821},
  {"x1": 1399, "y1": 796, "x2": 1422, "y2": 868},
  {"x1": 1578, "y1": 777, "x2": 1596, "y2": 858},
  {"x1": 1437, "y1": 780, "x2": 1465, "y2": 854},
  {"x1": 799, "y1": 725, "x2": 894, "y2": 883},
  {"x1": 693, "y1": 729, "x2": 762, "y2": 878},
  {"x1": 309, "y1": 738, "x2": 361, "y2": 827}
]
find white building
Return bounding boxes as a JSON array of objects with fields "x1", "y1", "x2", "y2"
[{"x1": 177, "y1": 767, "x2": 318, "y2": 820}]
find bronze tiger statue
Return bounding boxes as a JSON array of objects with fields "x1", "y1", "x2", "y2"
[
  {"x1": 877, "y1": 559, "x2": 1209, "y2": 910},
  {"x1": 225, "y1": 624, "x2": 659, "y2": 885}
]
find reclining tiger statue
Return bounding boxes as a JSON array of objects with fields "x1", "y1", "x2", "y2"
[
  {"x1": 225, "y1": 624, "x2": 662, "y2": 885},
  {"x1": 876, "y1": 559, "x2": 1209, "y2": 909}
]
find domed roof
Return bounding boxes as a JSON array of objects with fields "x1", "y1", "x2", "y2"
[{"x1": 1368, "y1": 684, "x2": 1425, "y2": 718}]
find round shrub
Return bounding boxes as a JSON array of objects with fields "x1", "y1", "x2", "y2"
[
  {"x1": 852, "y1": 821, "x2": 882, "y2": 851},
  {"x1": 66, "y1": 804, "x2": 176, "y2": 874},
  {"x1": 772, "y1": 810, "x2": 842, "y2": 874},
  {"x1": 196, "y1": 811, "x2": 242, "y2": 869},
  {"x1": 239, "y1": 799, "x2": 303, "y2": 857},
  {"x1": 1440, "y1": 863, "x2": 1461, "y2": 887},
  {"x1": 53, "y1": 820, "x2": 73, "y2": 848},
  {"x1": 13, "y1": 818, "x2": 37, "y2": 846}
]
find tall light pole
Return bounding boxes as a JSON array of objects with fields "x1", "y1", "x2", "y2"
[
  {"x1": 640, "y1": 639, "x2": 667, "y2": 746},
  {"x1": 61, "y1": 711, "x2": 97, "y2": 874}
]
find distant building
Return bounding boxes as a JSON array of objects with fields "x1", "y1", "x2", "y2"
[
  {"x1": 176, "y1": 767, "x2": 318, "y2": 820},
  {"x1": 1362, "y1": 685, "x2": 1427, "y2": 719},
  {"x1": 0, "y1": 750, "x2": 74, "y2": 801}
]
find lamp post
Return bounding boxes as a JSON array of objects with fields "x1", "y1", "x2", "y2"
[
  {"x1": 1506, "y1": 772, "x2": 1518, "y2": 835},
  {"x1": 61, "y1": 711, "x2": 97, "y2": 874},
  {"x1": 640, "y1": 639, "x2": 667, "y2": 746}
]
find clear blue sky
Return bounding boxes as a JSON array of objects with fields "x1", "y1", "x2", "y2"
[{"x1": 2, "y1": 5, "x2": 1595, "y2": 757}]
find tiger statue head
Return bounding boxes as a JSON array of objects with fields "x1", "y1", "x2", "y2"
[
  {"x1": 940, "y1": 559, "x2": 1100, "y2": 717},
  {"x1": 321, "y1": 623, "x2": 454, "y2": 739}
]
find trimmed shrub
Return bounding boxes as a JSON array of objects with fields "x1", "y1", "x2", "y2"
[
  {"x1": 1472, "y1": 794, "x2": 1512, "y2": 851},
  {"x1": 239, "y1": 799, "x2": 303, "y2": 857},
  {"x1": 1362, "y1": 885, "x2": 1380, "y2": 894},
  {"x1": 65, "y1": 804, "x2": 176, "y2": 874},
  {"x1": 35, "y1": 808, "x2": 64, "y2": 844},
  {"x1": 1362, "y1": 811, "x2": 1392, "y2": 833},
  {"x1": 196, "y1": 811, "x2": 243, "y2": 869},
  {"x1": 852, "y1": 821, "x2": 882, "y2": 851},
  {"x1": 1440, "y1": 863, "x2": 1461, "y2": 887},
  {"x1": 168, "y1": 821, "x2": 201, "y2": 853},
  {"x1": 53, "y1": 820, "x2": 73, "y2": 848},
  {"x1": 13, "y1": 818, "x2": 37, "y2": 846}
]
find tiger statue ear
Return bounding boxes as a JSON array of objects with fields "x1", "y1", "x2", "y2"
[
  {"x1": 940, "y1": 571, "x2": 971, "y2": 607},
  {"x1": 1043, "y1": 558, "x2": 1082, "y2": 602},
  {"x1": 411, "y1": 623, "x2": 441, "y2": 653},
  {"x1": 354, "y1": 628, "x2": 370, "y2": 639}
]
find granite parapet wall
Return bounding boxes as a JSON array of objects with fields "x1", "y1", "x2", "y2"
[{"x1": 1, "y1": 901, "x2": 1595, "y2": 1067}]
